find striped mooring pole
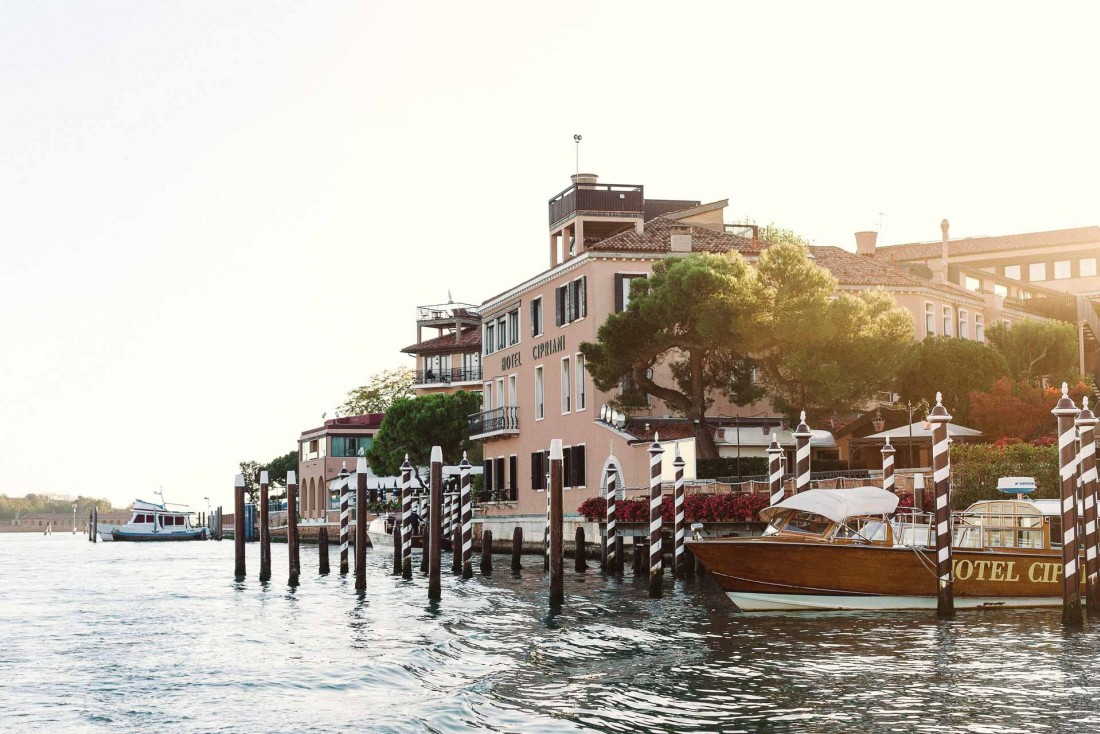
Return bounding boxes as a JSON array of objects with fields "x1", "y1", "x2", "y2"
[
  {"x1": 259, "y1": 471, "x2": 271, "y2": 582},
  {"x1": 233, "y1": 473, "x2": 246, "y2": 578},
  {"x1": 287, "y1": 471, "x2": 300, "y2": 585},
  {"x1": 400, "y1": 456, "x2": 414, "y2": 580},
  {"x1": 767, "y1": 434, "x2": 784, "y2": 506},
  {"x1": 442, "y1": 489, "x2": 452, "y2": 552},
  {"x1": 549, "y1": 439, "x2": 565, "y2": 607},
  {"x1": 428, "y1": 446, "x2": 443, "y2": 601},
  {"x1": 793, "y1": 410, "x2": 812, "y2": 494},
  {"x1": 340, "y1": 464, "x2": 351, "y2": 575},
  {"x1": 544, "y1": 477, "x2": 551, "y2": 572},
  {"x1": 673, "y1": 447, "x2": 686, "y2": 579},
  {"x1": 1077, "y1": 397, "x2": 1100, "y2": 612},
  {"x1": 355, "y1": 452, "x2": 368, "y2": 592},
  {"x1": 648, "y1": 434, "x2": 664, "y2": 598},
  {"x1": 605, "y1": 459, "x2": 617, "y2": 574},
  {"x1": 460, "y1": 453, "x2": 473, "y2": 580},
  {"x1": 927, "y1": 392, "x2": 954, "y2": 618},
  {"x1": 881, "y1": 437, "x2": 896, "y2": 494},
  {"x1": 1053, "y1": 383, "x2": 1083, "y2": 625}
]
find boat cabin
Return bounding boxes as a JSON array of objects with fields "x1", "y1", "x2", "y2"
[{"x1": 953, "y1": 499, "x2": 1057, "y2": 552}]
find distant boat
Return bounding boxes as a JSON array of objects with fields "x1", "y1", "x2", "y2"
[
  {"x1": 367, "y1": 513, "x2": 423, "y2": 549},
  {"x1": 98, "y1": 499, "x2": 208, "y2": 542}
]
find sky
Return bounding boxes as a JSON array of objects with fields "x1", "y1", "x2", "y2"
[{"x1": 2, "y1": 2, "x2": 1098, "y2": 511}]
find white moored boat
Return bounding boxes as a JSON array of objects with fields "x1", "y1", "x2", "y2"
[{"x1": 98, "y1": 499, "x2": 207, "y2": 542}]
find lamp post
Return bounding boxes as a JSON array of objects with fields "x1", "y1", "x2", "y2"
[{"x1": 875, "y1": 399, "x2": 929, "y2": 468}]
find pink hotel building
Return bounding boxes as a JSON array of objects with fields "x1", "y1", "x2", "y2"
[{"x1": 399, "y1": 174, "x2": 1095, "y2": 532}]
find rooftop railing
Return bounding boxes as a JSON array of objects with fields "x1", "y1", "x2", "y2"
[{"x1": 548, "y1": 182, "x2": 644, "y2": 227}]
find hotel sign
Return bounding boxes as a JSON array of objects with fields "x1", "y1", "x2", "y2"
[{"x1": 532, "y1": 335, "x2": 566, "y2": 361}]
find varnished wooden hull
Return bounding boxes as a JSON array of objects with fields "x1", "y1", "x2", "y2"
[{"x1": 686, "y1": 538, "x2": 1076, "y2": 611}]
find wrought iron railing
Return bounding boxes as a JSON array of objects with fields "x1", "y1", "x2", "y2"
[
  {"x1": 468, "y1": 406, "x2": 519, "y2": 436},
  {"x1": 416, "y1": 367, "x2": 482, "y2": 385}
]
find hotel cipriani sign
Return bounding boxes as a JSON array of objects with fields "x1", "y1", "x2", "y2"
[{"x1": 500, "y1": 335, "x2": 567, "y2": 371}]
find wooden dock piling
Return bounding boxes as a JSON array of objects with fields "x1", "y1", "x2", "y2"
[
  {"x1": 401, "y1": 457, "x2": 414, "y2": 580},
  {"x1": 1077, "y1": 398, "x2": 1100, "y2": 612},
  {"x1": 1053, "y1": 383, "x2": 1083, "y2": 625},
  {"x1": 460, "y1": 454, "x2": 473, "y2": 580},
  {"x1": 648, "y1": 436, "x2": 664, "y2": 598},
  {"x1": 481, "y1": 530, "x2": 493, "y2": 576},
  {"x1": 604, "y1": 459, "x2": 617, "y2": 574},
  {"x1": 452, "y1": 522, "x2": 462, "y2": 575},
  {"x1": 673, "y1": 450, "x2": 685, "y2": 579},
  {"x1": 340, "y1": 467, "x2": 351, "y2": 575},
  {"x1": 259, "y1": 471, "x2": 271, "y2": 582},
  {"x1": 318, "y1": 526, "x2": 330, "y2": 575},
  {"x1": 575, "y1": 527, "x2": 587, "y2": 572},
  {"x1": 393, "y1": 521, "x2": 402, "y2": 575},
  {"x1": 511, "y1": 527, "x2": 522, "y2": 571},
  {"x1": 92, "y1": 507, "x2": 98, "y2": 543},
  {"x1": 549, "y1": 439, "x2": 564, "y2": 606},
  {"x1": 355, "y1": 453, "x2": 368, "y2": 592},
  {"x1": 928, "y1": 393, "x2": 955, "y2": 619},
  {"x1": 234, "y1": 474, "x2": 246, "y2": 578},
  {"x1": 287, "y1": 473, "x2": 300, "y2": 585},
  {"x1": 428, "y1": 446, "x2": 443, "y2": 601}
]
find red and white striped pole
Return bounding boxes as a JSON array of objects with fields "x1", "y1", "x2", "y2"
[
  {"x1": 793, "y1": 411, "x2": 812, "y2": 494},
  {"x1": 881, "y1": 437, "x2": 896, "y2": 494},
  {"x1": 1077, "y1": 397, "x2": 1100, "y2": 612},
  {"x1": 927, "y1": 392, "x2": 954, "y2": 618},
  {"x1": 767, "y1": 434, "x2": 784, "y2": 506},
  {"x1": 340, "y1": 462, "x2": 351, "y2": 575},
  {"x1": 544, "y1": 474, "x2": 551, "y2": 573},
  {"x1": 605, "y1": 458, "x2": 618, "y2": 574},
  {"x1": 673, "y1": 447, "x2": 686, "y2": 579},
  {"x1": 460, "y1": 453, "x2": 473, "y2": 580},
  {"x1": 1053, "y1": 383, "x2": 1083, "y2": 625},
  {"x1": 400, "y1": 455, "x2": 413, "y2": 580},
  {"x1": 648, "y1": 434, "x2": 664, "y2": 598}
]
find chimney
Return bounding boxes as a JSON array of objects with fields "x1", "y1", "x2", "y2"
[
  {"x1": 669, "y1": 225, "x2": 693, "y2": 253},
  {"x1": 571, "y1": 173, "x2": 598, "y2": 188},
  {"x1": 928, "y1": 218, "x2": 950, "y2": 284},
  {"x1": 854, "y1": 231, "x2": 878, "y2": 257}
]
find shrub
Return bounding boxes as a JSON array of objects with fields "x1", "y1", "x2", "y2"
[
  {"x1": 950, "y1": 441, "x2": 1059, "y2": 509},
  {"x1": 577, "y1": 493, "x2": 770, "y2": 523},
  {"x1": 696, "y1": 457, "x2": 769, "y2": 479}
]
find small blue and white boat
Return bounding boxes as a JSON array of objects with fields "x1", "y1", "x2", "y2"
[{"x1": 99, "y1": 499, "x2": 208, "y2": 542}]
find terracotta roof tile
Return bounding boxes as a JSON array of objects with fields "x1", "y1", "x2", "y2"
[
  {"x1": 876, "y1": 226, "x2": 1100, "y2": 262},
  {"x1": 809, "y1": 245, "x2": 981, "y2": 300},
  {"x1": 588, "y1": 216, "x2": 762, "y2": 255},
  {"x1": 400, "y1": 327, "x2": 481, "y2": 356}
]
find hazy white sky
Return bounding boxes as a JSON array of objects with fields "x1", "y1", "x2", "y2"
[{"x1": 2, "y1": 2, "x2": 1098, "y2": 511}]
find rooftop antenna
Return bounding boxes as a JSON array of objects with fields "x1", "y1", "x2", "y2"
[
  {"x1": 447, "y1": 289, "x2": 453, "y2": 303},
  {"x1": 573, "y1": 134, "x2": 582, "y2": 177},
  {"x1": 877, "y1": 211, "x2": 887, "y2": 231}
]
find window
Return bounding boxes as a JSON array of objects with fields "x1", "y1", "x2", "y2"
[
  {"x1": 496, "y1": 316, "x2": 506, "y2": 351},
  {"x1": 575, "y1": 353, "x2": 586, "y2": 411},
  {"x1": 483, "y1": 383, "x2": 493, "y2": 410},
  {"x1": 494, "y1": 457, "x2": 505, "y2": 492},
  {"x1": 925, "y1": 303, "x2": 936, "y2": 336},
  {"x1": 1082, "y1": 258, "x2": 1097, "y2": 278},
  {"x1": 1004, "y1": 264, "x2": 1021, "y2": 280},
  {"x1": 959, "y1": 310, "x2": 969, "y2": 339},
  {"x1": 994, "y1": 283, "x2": 1008, "y2": 297},
  {"x1": 530, "y1": 297, "x2": 543, "y2": 337},
  {"x1": 964, "y1": 276, "x2": 981, "y2": 292},
  {"x1": 942, "y1": 306, "x2": 952, "y2": 337},
  {"x1": 530, "y1": 450, "x2": 549, "y2": 490},
  {"x1": 615, "y1": 273, "x2": 647, "y2": 312},
  {"x1": 1029, "y1": 262, "x2": 1046, "y2": 282},
  {"x1": 555, "y1": 276, "x2": 587, "y2": 326},
  {"x1": 508, "y1": 308, "x2": 520, "y2": 345},
  {"x1": 1054, "y1": 260, "x2": 1072, "y2": 280},
  {"x1": 331, "y1": 436, "x2": 373, "y2": 457},
  {"x1": 507, "y1": 374, "x2": 516, "y2": 407},
  {"x1": 975, "y1": 314, "x2": 985, "y2": 342},
  {"x1": 495, "y1": 378, "x2": 504, "y2": 411},
  {"x1": 483, "y1": 459, "x2": 493, "y2": 494},
  {"x1": 534, "y1": 366, "x2": 544, "y2": 420},
  {"x1": 562, "y1": 445, "x2": 586, "y2": 488},
  {"x1": 485, "y1": 322, "x2": 495, "y2": 355},
  {"x1": 508, "y1": 456, "x2": 517, "y2": 497},
  {"x1": 561, "y1": 356, "x2": 571, "y2": 413}
]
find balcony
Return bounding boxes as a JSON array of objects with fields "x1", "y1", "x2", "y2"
[
  {"x1": 468, "y1": 406, "x2": 519, "y2": 440},
  {"x1": 415, "y1": 367, "x2": 482, "y2": 386},
  {"x1": 549, "y1": 182, "x2": 644, "y2": 227}
]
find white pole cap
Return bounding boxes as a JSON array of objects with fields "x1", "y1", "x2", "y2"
[
  {"x1": 259, "y1": 471, "x2": 269, "y2": 484},
  {"x1": 550, "y1": 439, "x2": 563, "y2": 460},
  {"x1": 431, "y1": 446, "x2": 443, "y2": 463},
  {"x1": 234, "y1": 474, "x2": 245, "y2": 488},
  {"x1": 287, "y1": 470, "x2": 296, "y2": 484}
]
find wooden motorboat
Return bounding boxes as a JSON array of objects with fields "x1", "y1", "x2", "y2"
[
  {"x1": 687, "y1": 487, "x2": 1075, "y2": 611},
  {"x1": 366, "y1": 513, "x2": 424, "y2": 549}
]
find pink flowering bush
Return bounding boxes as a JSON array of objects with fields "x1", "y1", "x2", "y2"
[{"x1": 578, "y1": 493, "x2": 770, "y2": 523}]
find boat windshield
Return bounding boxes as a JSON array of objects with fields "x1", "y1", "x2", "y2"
[
  {"x1": 831, "y1": 517, "x2": 889, "y2": 543},
  {"x1": 780, "y1": 511, "x2": 832, "y2": 537},
  {"x1": 956, "y1": 501, "x2": 1048, "y2": 549}
]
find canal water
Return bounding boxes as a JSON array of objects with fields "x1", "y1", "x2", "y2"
[{"x1": 3, "y1": 533, "x2": 1100, "y2": 733}]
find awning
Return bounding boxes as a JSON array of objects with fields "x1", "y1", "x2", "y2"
[{"x1": 759, "y1": 487, "x2": 900, "y2": 524}]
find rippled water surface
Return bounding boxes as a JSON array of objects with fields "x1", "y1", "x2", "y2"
[{"x1": 4, "y1": 534, "x2": 1100, "y2": 732}]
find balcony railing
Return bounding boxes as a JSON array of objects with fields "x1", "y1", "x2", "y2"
[
  {"x1": 416, "y1": 367, "x2": 482, "y2": 385},
  {"x1": 468, "y1": 406, "x2": 519, "y2": 438},
  {"x1": 476, "y1": 487, "x2": 518, "y2": 503},
  {"x1": 548, "y1": 183, "x2": 644, "y2": 227}
]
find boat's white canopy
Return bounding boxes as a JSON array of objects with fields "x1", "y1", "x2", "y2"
[{"x1": 759, "y1": 487, "x2": 900, "y2": 524}]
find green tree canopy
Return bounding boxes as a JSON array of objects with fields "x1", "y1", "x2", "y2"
[
  {"x1": 581, "y1": 252, "x2": 756, "y2": 458},
  {"x1": 340, "y1": 367, "x2": 414, "y2": 416},
  {"x1": 747, "y1": 243, "x2": 913, "y2": 422},
  {"x1": 985, "y1": 319, "x2": 1080, "y2": 386},
  {"x1": 366, "y1": 391, "x2": 483, "y2": 476},
  {"x1": 896, "y1": 336, "x2": 1010, "y2": 424}
]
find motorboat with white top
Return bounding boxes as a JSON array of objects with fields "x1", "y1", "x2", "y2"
[{"x1": 98, "y1": 499, "x2": 208, "y2": 541}]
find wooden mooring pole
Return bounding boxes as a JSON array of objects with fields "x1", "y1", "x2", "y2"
[
  {"x1": 355, "y1": 453, "x2": 368, "y2": 592},
  {"x1": 318, "y1": 526, "x2": 330, "y2": 575},
  {"x1": 928, "y1": 393, "x2": 955, "y2": 619},
  {"x1": 340, "y1": 467, "x2": 351, "y2": 575},
  {"x1": 481, "y1": 530, "x2": 493, "y2": 575},
  {"x1": 401, "y1": 457, "x2": 414, "y2": 580},
  {"x1": 574, "y1": 526, "x2": 586, "y2": 572},
  {"x1": 881, "y1": 437, "x2": 896, "y2": 494},
  {"x1": 392, "y1": 520, "x2": 402, "y2": 575},
  {"x1": 92, "y1": 507, "x2": 98, "y2": 543},
  {"x1": 460, "y1": 454, "x2": 473, "y2": 580},
  {"x1": 259, "y1": 471, "x2": 271, "y2": 582},
  {"x1": 604, "y1": 457, "x2": 617, "y2": 574},
  {"x1": 511, "y1": 527, "x2": 523, "y2": 571},
  {"x1": 1053, "y1": 383, "x2": 1083, "y2": 625},
  {"x1": 673, "y1": 449, "x2": 685, "y2": 579},
  {"x1": 1077, "y1": 397, "x2": 1100, "y2": 613},
  {"x1": 234, "y1": 474, "x2": 246, "y2": 578},
  {"x1": 287, "y1": 472, "x2": 300, "y2": 585},
  {"x1": 429, "y1": 446, "x2": 443, "y2": 600},
  {"x1": 793, "y1": 411, "x2": 812, "y2": 494},
  {"x1": 648, "y1": 435, "x2": 664, "y2": 598},
  {"x1": 549, "y1": 439, "x2": 564, "y2": 606}
]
